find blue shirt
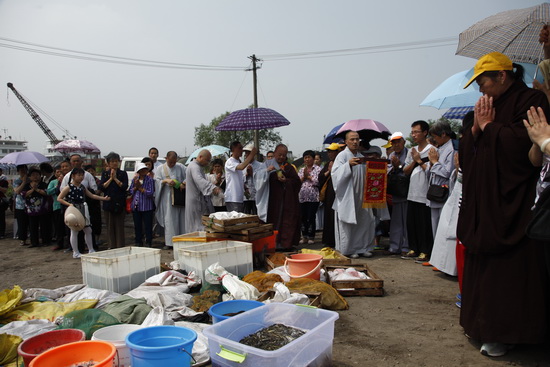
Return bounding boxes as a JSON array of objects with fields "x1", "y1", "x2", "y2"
[{"x1": 128, "y1": 175, "x2": 155, "y2": 212}]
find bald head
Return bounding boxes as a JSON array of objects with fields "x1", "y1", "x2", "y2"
[
  {"x1": 345, "y1": 131, "x2": 360, "y2": 153},
  {"x1": 166, "y1": 151, "x2": 178, "y2": 167},
  {"x1": 274, "y1": 144, "x2": 288, "y2": 165},
  {"x1": 196, "y1": 149, "x2": 212, "y2": 166}
]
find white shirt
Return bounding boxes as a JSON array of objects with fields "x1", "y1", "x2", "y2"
[
  {"x1": 60, "y1": 169, "x2": 98, "y2": 191},
  {"x1": 405, "y1": 144, "x2": 433, "y2": 205},
  {"x1": 224, "y1": 157, "x2": 244, "y2": 203}
]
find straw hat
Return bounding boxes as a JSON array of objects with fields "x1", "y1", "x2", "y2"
[{"x1": 64, "y1": 205, "x2": 85, "y2": 231}]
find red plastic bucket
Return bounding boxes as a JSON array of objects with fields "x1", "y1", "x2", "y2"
[
  {"x1": 18, "y1": 329, "x2": 86, "y2": 367},
  {"x1": 284, "y1": 253, "x2": 323, "y2": 280},
  {"x1": 29, "y1": 340, "x2": 116, "y2": 367}
]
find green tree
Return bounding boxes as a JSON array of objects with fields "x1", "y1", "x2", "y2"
[
  {"x1": 405, "y1": 117, "x2": 462, "y2": 148},
  {"x1": 194, "y1": 110, "x2": 283, "y2": 152}
]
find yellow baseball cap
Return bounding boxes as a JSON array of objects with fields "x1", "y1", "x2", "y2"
[
  {"x1": 381, "y1": 140, "x2": 392, "y2": 148},
  {"x1": 326, "y1": 143, "x2": 343, "y2": 151},
  {"x1": 464, "y1": 52, "x2": 513, "y2": 89}
]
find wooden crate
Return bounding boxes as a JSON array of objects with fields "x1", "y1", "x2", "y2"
[
  {"x1": 257, "y1": 290, "x2": 321, "y2": 307},
  {"x1": 202, "y1": 214, "x2": 260, "y2": 232},
  {"x1": 326, "y1": 264, "x2": 384, "y2": 297},
  {"x1": 205, "y1": 224, "x2": 273, "y2": 242}
]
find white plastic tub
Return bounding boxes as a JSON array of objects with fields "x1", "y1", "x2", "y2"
[
  {"x1": 203, "y1": 303, "x2": 339, "y2": 367},
  {"x1": 177, "y1": 240, "x2": 252, "y2": 282},
  {"x1": 81, "y1": 247, "x2": 160, "y2": 293},
  {"x1": 91, "y1": 324, "x2": 143, "y2": 367}
]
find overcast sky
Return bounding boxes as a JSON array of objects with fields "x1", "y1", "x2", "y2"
[{"x1": 0, "y1": 0, "x2": 543, "y2": 158}]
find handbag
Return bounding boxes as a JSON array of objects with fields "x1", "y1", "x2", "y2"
[
  {"x1": 171, "y1": 187, "x2": 186, "y2": 207},
  {"x1": 163, "y1": 163, "x2": 186, "y2": 207},
  {"x1": 387, "y1": 172, "x2": 410, "y2": 197},
  {"x1": 426, "y1": 184, "x2": 449, "y2": 203},
  {"x1": 526, "y1": 185, "x2": 550, "y2": 241},
  {"x1": 125, "y1": 196, "x2": 133, "y2": 214}
]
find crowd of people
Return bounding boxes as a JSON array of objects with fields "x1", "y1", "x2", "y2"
[{"x1": 1, "y1": 42, "x2": 550, "y2": 358}]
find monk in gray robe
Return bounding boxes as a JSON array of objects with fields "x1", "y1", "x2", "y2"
[
  {"x1": 331, "y1": 131, "x2": 375, "y2": 258},
  {"x1": 154, "y1": 151, "x2": 186, "y2": 249},
  {"x1": 185, "y1": 150, "x2": 220, "y2": 232}
]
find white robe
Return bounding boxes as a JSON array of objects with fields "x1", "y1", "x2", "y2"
[
  {"x1": 154, "y1": 163, "x2": 186, "y2": 247},
  {"x1": 254, "y1": 159, "x2": 280, "y2": 222},
  {"x1": 429, "y1": 170, "x2": 461, "y2": 276},
  {"x1": 331, "y1": 147, "x2": 375, "y2": 256},
  {"x1": 185, "y1": 161, "x2": 217, "y2": 232}
]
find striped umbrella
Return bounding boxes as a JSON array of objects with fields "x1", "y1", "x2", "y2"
[
  {"x1": 442, "y1": 106, "x2": 474, "y2": 120},
  {"x1": 216, "y1": 107, "x2": 290, "y2": 131},
  {"x1": 456, "y1": 3, "x2": 550, "y2": 64}
]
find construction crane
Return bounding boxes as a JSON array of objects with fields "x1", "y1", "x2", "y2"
[{"x1": 7, "y1": 82, "x2": 61, "y2": 145}]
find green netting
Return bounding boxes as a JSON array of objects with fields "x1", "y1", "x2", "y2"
[{"x1": 57, "y1": 309, "x2": 120, "y2": 339}]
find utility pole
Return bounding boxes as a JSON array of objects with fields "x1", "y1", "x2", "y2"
[{"x1": 249, "y1": 54, "x2": 261, "y2": 157}]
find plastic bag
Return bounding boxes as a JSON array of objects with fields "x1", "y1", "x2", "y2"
[
  {"x1": 141, "y1": 306, "x2": 174, "y2": 326},
  {"x1": 0, "y1": 319, "x2": 57, "y2": 340},
  {"x1": 0, "y1": 299, "x2": 98, "y2": 324},
  {"x1": 57, "y1": 308, "x2": 120, "y2": 339},
  {"x1": 0, "y1": 286, "x2": 23, "y2": 316},
  {"x1": 204, "y1": 262, "x2": 228, "y2": 285},
  {"x1": 221, "y1": 274, "x2": 259, "y2": 300}
]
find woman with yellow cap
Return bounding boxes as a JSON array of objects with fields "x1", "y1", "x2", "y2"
[{"x1": 457, "y1": 52, "x2": 550, "y2": 357}]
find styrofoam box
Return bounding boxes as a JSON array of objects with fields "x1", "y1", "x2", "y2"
[
  {"x1": 203, "y1": 303, "x2": 339, "y2": 367},
  {"x1": 81, "y1": 247, "x2": 160, "y2": 294},
  {"x1": 177, "y1": 240, "x2": 252, "y2": 282},
  {"x1": 172, "y1": 231, "x2": 214, "y2": 261}
]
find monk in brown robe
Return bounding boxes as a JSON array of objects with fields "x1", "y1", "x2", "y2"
[
  {"x1": 265, "y1": 144, "x2": 301, "y2": 250},
  {"x1": 458, "y1": 52, "x2": 549, "y2": 357}
]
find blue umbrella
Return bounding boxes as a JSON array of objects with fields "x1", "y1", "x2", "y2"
[
  {"x1": 323, "y1": 123, "x2": 345, "y2": 144},
  {"x1": 420, "y1": 62, "x2": 542, "y2": 109},
  {"x1": 185, "y1": 145, "x2": 229, "y2": 165},
  {"x1": 443, "y1": 106, "x2": 474, "y2": 120}
]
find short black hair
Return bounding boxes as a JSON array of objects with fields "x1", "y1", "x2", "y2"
[
  {"x1": 105, "y1": 152, "x2": 121, "y2": 162},
  {"x1": 411, "y1": 120, "x2": 430, "y2": 132},
  {"x1": 302, "y1": 150, "x2": 315, "y2": 158},
  {"x1": 212, "y1": 158, "x2": 224, "y2": 166},
  {"x1": 28, "y1": 168, "x2": 41, "y2": 176},
  {"x1": 149, "y1": 147, "x2": 159, "y2": 155},
  {"x1": 83, "y1": 164, "x2": 94, "y2": 171},
  {"x1": 39, "y1": 162, "x2": 53, "y2": 174},
  {"x1": 230, "y1": 141, "x2": 241, "y2": 152},
  {"x1": 141, "y1": 157, "x2": 152, "y2": 163}
]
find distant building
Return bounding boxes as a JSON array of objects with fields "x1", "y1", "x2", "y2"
[{"x1": 0, "y1": 134, "x2": 28, "y2": 159}]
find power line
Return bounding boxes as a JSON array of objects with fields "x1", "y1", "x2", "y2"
[
  {"x1": 0, "y1": 37, "x2": 248, "y2": 71},
  {"x1": 258, "y1": 37, "x2": 457, "y2": 61}
]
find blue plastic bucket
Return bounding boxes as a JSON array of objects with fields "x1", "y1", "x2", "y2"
[
  {"x1": 125, "y1": 325, "x2": 197, "y2": 367},
  {"x1": 208, "y1": 300, "x2": 264, "y2": 324}
]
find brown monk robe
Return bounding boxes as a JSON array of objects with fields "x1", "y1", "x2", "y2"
[
  {"x1": 458, "y1": 78, "x2": 549, "y2": 345},
  {"x1": 266, "y1": 158, "x2": 301, "y2": 250}
]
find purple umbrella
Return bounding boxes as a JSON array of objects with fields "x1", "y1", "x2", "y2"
[
  {"x1": 336, "y1": 119, "x2": 391, "y2": 142},
  {"x1": 54, "y1": 139, "x2": 100, "y2": 154},
  {"x1": 0, "y1": 151, "x2": 49, "y2": 165},
  {"x1": 216, "y1": 107, "x2": 291, "y2": 131}
]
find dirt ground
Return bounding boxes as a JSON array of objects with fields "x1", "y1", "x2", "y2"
[{"x1": 1, "y1": 212, "x2": 549, "y2": 367}]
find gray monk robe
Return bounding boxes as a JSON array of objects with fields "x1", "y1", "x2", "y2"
[
  {"x1": 154, "y1": 163, "x2": 186, "y2": 247},
  {"x1": 185, "y1": 160, "x2": 217, "y2": 232}
]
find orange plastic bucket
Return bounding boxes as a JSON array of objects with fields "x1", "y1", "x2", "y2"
[
  {"x1": 284, "y1": 253, "x2": 323, "y2": 280},
  {"x1": 29, "y1": 340, "x2": 116, "y2": 367},
  {"x1": 18, "y1": 329, "x2": 86, "y2": 367}
]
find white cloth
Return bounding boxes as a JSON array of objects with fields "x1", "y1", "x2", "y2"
[
  {"x1": 224, "y1": 157, "x2": 245, "y2": 203},
  {"x1": 206, "y1": 173, "x2": 225, "y2": 207},
  {"x1": 154, "y1": 163, "x2": 186, "y2": 247},
  {"x1": 254, "y1": 159, "x2": 281, "y2": 222},
  {"x1": 331, "y1": 147, "x2": 375, "y2": 255},
  {"x1": 60, "y1": 169, "x2": 98, "y2": 190},
  {"x1": 405, "y1": 144, "x2": 433, "y2": 204},
  {"x1": 185, "y1": 161, "x2": 216, "y2": 232},
  {"x1": 429, "y1": 170, "x2": 461, "y2": 276}
]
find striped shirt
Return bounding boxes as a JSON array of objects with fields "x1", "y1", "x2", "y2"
[{"x1": 128, "y1": 175, "x2": 155, "y2": 212}]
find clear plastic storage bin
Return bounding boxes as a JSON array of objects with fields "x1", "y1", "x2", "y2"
[
  {"x1": 81, "y1": 247, "x2": 160, "y2": 293},
  {"x1": 177, "y1": 240, "x2": 252, "y2": 282},
  {"x1": 172, "y1": 231, "x2": 226, "y2": 261},
  {"x1": 203, "y1": 303, "x2": 339, "y2": 367}
]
